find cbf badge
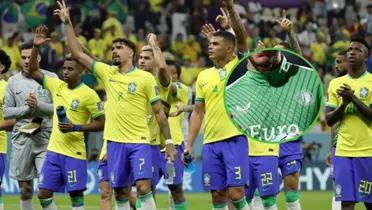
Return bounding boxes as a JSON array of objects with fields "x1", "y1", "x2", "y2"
[
  {"x1": 219, "y1": 68, "x2": 227, "y2": 80},
  {"x1": 203, "y1": 173, "x2": 211, "y2": 187},
  {"x1": 71, "y1": 99, "x2": 80, "y2": 110},
  {"x1": 360, "y1": 87, "x2": 369, "y2": 98},
  {"x1": 128, "y1": 82, "x2": 137, "y2": 94}
]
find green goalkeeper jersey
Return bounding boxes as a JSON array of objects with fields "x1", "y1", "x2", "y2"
[{"x1": 225, "y1": 56, "x2": 322, "y2": 143}]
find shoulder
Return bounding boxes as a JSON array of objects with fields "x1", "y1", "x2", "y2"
[
  {"x1": 197, "y1": 67, "x2": 214, "y2": 79},
  {"x1": 329, "y1": 76, "x2": 346, "y2": 88},
  {"x1": 41, "y1": 69, "x2": 58, "y2": 78}
]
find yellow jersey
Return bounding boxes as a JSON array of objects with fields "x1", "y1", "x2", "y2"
[
  {"x1": 0, "y1": 80, "x2": 8, "y2": 154},
  {"x1": 248, "y1": 139, "x2": 279, "y2": 156},
  {"x1": 168, "y1": 82, "x2": 189, "y2": 145},
  {"x1": 93, "y1": 61, "x2": 160, "y2": 143},
  {"x1": 195, "y1": 57, "x2": 242, "y2": 144},
  {"x1": 43, "y1": 75, "x2": 104, "y2": 160},
  {"x1": 327, "y1": 72, "x2": 372, "y2": 157}
]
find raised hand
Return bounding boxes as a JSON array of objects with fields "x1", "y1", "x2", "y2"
[
  {"x1": 276, "y1": 10, "x2": 294, "y2": 33},
  {"x1": 201, "y1": 24, "x2": 216, "y2": 41},
  {"x1": 146, "y1": 33, "x2": 158, "y2": 46},
  {"x1": 33, "y1": 25, "x2": 50, "y2": 46},
  {"x1": 216, "y1": 7, "x2": 231, "y2": 29},
  {"x1": 53, "y1": 0, "x2": 70, "y2": 24}
]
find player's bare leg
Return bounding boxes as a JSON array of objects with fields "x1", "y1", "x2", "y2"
[
  {"x1": 136, "y1": 179, "x2": 156, "y2": 210},
  {"x1": 69, "y1": 190, "x2": 84, "y2": 210},
  {"x1": 99, "y1": 181, "x2": 113, "y2": 210},
  {"x1": 284, "y1": 172, "x2": 301, "y2": 210},
  {"x1": 19, "y1": 181, "x2": 35, "y2": 210},
  {"x1": 169, "y1": 184, "x2": 186, "y2": 209},
  {"x1": 341, "y1": 202, "x2": 355, "y2": 210}
]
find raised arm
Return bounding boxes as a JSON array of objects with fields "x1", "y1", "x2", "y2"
[
  {"x1": 222, "y1": 0, "x2": 248, "y2": 53},
  {"x1": 58, "y1": 115, "x2": 105, "y2": 132},
  {"x1": 185, "y1": 101, "x2": 205, "y2": 159},
  {"x1": 54, "y1": 0, "x2": 94, "y2": 71},
  {"x1": 276, "y1": 10, "x2": 302, "y2": 54},
  {"x1": 147, "y1": 33, "x2": 171, "y2": 87},
  {"x1": 30, "y1": 25, "x2": 49, "y2": 83}
]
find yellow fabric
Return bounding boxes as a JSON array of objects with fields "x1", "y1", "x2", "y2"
[
  {"x1": 179, "y1": 67, "x2": 203, "y2": 86},
  {"x1": 99, "y1": 139, "x2": 107, "y2": 160},
  {"x1": 88, "y1": 38, "x2": 107, "y2": 59},
  {"x1": 51, "y1": 42, "x2": 64, "y2": 57},
  {"x1": 311, "y1": 42, "x2": 328, "y2": 64},
  {"x1": 248, "y1": 139, "x2": 279, "y2": 156},
  {"x1": 147, "y1": 77, "x2": 170, "y2": 145},
  {"x1": 102, "y1": 17, "x2": 124, "y2": 38},
  {"x1": 327, "y1": 72, "x2": 372, "y2": 157},
  {"x1": 168, "y1": 82, "x2": 189, "y2": 145},
  {"x1": 0, "y1": 80, "x2": 8, "y2": 154},
  {"x1": 43, "y1": 76, "x2": 104, "y2": 160},
  {"x1": 195, "y1": 57, "x2": 242, "y2": 144},
  {"x1": 93, "y1": 61, "x2": 160, "y2": 143},
  {"x1": 3, "y1": 45, "x2": 20, "y2": 71}
]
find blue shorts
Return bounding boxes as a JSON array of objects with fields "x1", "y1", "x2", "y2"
[
  {"x1": 334, "y1": 156, "x2": 372, "y2": 203},
  {"x1": 107, "y1": 141, "x2": 152, "y2": 188},
  {"x1": 97, "y1": 160, "x2": 109, "y2": 183},
  {"x1": 202, "y1": 135, "x2": 249, "y2": 190},
  {"x1": 279, "y1": 140, "x2": 303, "y2": 177},
  {"x1": 246, "y1": 156, "x2": 279, "y2": 199},
  {"x1": 150, "y1": 145, "x2": 163, "y2": 186},
  {"x1": 0, "y1": 153, "x2": 5, "y2": 184},
  {"x1": 159, "y1": 143, "x2": 185, "y2": 185},
  {"x1": 330, "y1": 147, "x2": 336, "y2": 179},
  {"x1": 38, "y1": 151, "x2": 87, "y2": 193}
]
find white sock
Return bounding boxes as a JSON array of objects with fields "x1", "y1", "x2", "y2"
[
  {"x1": 251, "y1": 196, "x2": 265, "y2": 210},
  {"x1": 115, "y1": 200, "x2": 130, "y2": 210},
  {"x1": 264, "y1": 204, "x2": 278, "y2": 210},
  {"x1": 21, "y1": 199, "x2": 34, "y2": 210},
  {"x1": 72, "y1": 206, "x2": 84, "y2": 210},
  {"x1": 287, "y1": 200, "x2": 301, "y2": 210},
  {"x1": 43, "y1": 202, "x2": 57, "y2": 210},
  {"x1": 168, "y1": 191, "x2": 175, "y2": 210},
  {"x1": 332, "y1": 196, "x2": 341, "y2": 210},
  {"x1": 139, "y1": 193, "x2": 156, "y2": 210}
]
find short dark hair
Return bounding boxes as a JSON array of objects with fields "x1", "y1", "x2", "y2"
[
  {"x1": 350, "y1": 36, "x2": 370, "y2": 55},
  {"x1": 0, "y1": 50, "x2": 11, "y2": 73},
  {"x1": 212, "y1": 31, "x2": 236, "y2": 47},
  {"x1": 20, "y1": 42, "x2": 33, "y2": 51},
  {"x1": 337, "y1": 50, "x2": 348, "y2": 56},
  {"x1": 113, "y1": 38, "x2": 137, "y2": 62},
  {"x1": 166, "y1": 60, "x2": 181, "y2": 79}
]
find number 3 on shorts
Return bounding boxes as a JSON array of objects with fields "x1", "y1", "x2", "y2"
[
  {"x1": 67, "y1": 170, "x2": 77, "y2": 184},
  {"x1": 234, "y1": 167, "x2": 242, "y2": 180}
]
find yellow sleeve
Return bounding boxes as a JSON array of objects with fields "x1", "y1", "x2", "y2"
[
  {"x1": 146, "y1": 75, "x2": 161, "y2": 105},
  {"x1": 92, "y1": 61, "x2": 114, "y2": 87},
  {"x1": 43, "y1": 75, "x2": 64, "y2": 94},
  {"x1": 326, "y1": 80, "x2": 338, "y2": 108},
  {"x1": 195, "y1": 73, "x2": 205, "y2": 102},
  {"x1": 86, "y1": 90, "x2": 105, "y2": 119}
]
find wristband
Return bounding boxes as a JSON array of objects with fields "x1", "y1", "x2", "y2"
[
  {"x1": 72, "y1": 124, "x2": 82, "y2": 131},
  {"x1": 165, "y1": 139, "x2": 173, "y2": 145}
]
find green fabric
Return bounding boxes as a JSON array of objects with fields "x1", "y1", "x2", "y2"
[
  {"x1": 175, "y1": 201, "x2": 187, "y2": 210},
  {"x1": 40, "y1": 197, "x2": 53, "y2": 208},
  {"x1": 231, "y1": 197, "x2": 248, "y2": 209},
  {"x1": 262, "y1": 196, "x2": 276, "y2": 208},
  {"x1": 225, "y1": 57, "x2": 322, "y2": 143},
  {"x1": 138, "y1": 192, "x2": 153, "y2": 201},
  {"x1": 213, "y1": 202, "x2": 227, "y2": 208},
  {"x1": 285, "y1": 191, "x2": 300, "y2": 203},
  {"x1": 70, "y1": 195, "x2": 84, "y2": 207}
]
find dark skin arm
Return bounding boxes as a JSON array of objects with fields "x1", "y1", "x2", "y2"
[
  {"x1": 30, "y1": 25, "x2": 49, "y2": 82},
  {"x1": 0, "y1": 119, "x2": 16, "y2": 131},
  {"x1": 58, "y1": 115, "x2": 105, "y2": 132}
]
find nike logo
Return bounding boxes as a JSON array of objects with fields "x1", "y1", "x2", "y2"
[
  {"x1": 201, "y1": 83, "x2": 208, "y2": 87},
  {"x1": 15, "y1": 91, "x2": 22, "y2": 95},
  {"x1": 56, "y1": 93, "x2": 62, "y2": 97},
  {"x1": 108, "y1": 79, "x2": 116, "y2": 82}
]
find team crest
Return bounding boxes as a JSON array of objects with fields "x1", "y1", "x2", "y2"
[
  {"x1": 110, "y1": 172, "x2": 115, "y2": 185},
  {"x1": 97, "y1": 102, "x2": 104, "y2": 111},
  {"x1": 297, "y1": 91, "x2": 314, "y2": 106},
  {"x1": 203, "y1": 173, "x2": 211, "y2": 187},
  {"x1": 128, "y1": 82, "x2": 137, "y2": 94},
  {"x1": 360, "y1": 87, "x2": 369, "y2": 98},
  {"x1": 335, "y1": 184, "x2": 342, "y2": 197},
  {"x1": 71, "y1": 99, "x2": 80, "y2": 110},
  {"x1": 219, "y1": 68, "x2": 227, "y2": 80}
]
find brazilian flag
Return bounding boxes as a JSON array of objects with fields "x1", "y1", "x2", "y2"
[{"x1": 21, "y1": 0, "x2": 54, "y2": 28}]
